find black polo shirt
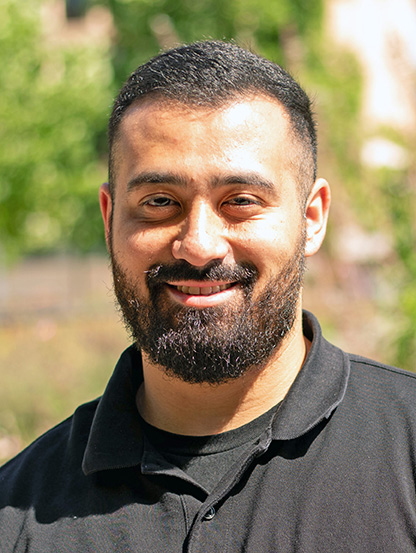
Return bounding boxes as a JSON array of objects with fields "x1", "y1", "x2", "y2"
[{"x1": 1, "y1": 312, "x2": 416, "y2": 552}]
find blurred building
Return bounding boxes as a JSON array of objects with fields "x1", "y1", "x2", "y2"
[{"x1": 328, "y1": 0, "x2": 416, "y2": 169}]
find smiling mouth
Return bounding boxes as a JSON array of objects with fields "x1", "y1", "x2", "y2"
[{"x1": 169, "y1": 283, "x2": 236, "y2": 296}]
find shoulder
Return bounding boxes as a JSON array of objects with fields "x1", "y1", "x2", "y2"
[
  {"x1": 341, "y1": 352, "x2": 416, "y2": 424},
  {"x1": 348, "y1": 352, "x2": 416, "y2": 393},
  {"x1": 0, "y1": 398, "x2": 99, "y2": 505}
]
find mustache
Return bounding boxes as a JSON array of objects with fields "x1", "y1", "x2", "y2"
[{"x1": 145, "y1": 261, "x2": 258, "y2": 286}]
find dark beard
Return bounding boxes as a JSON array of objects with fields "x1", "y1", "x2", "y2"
[{"x1": 111, "y1": 238, "x2": 305, "y2": 385}]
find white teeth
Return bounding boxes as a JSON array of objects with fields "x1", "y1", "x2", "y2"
[
  {"x1": 176, "y1": 283, "x2": 232, "y2": 295},
  {"x1": 188, "y1": 286, "x2": 200, "y2": 295},
  {"x1": 201, "y1": 287, "x2": 213, "y2": 296}
]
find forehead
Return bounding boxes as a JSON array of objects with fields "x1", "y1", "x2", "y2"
[
  {"x1": 119, "y1": 94, "x2": 292, "y2": 141},
  {"x1": 111, "y1": 95, "x2": 299, "y2": 190}
]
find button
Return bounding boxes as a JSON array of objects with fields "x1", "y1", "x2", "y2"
[{"x1": 203, "y1": 507, "x2": 216, "y2": 521}]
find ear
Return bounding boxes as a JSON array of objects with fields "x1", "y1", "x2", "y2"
[
  {"x1": 99, "y1": 182, "x2": 112, "y2": 250},
  {"x1": 304, "y1": 178, "x2": 331, "y2": 258}
]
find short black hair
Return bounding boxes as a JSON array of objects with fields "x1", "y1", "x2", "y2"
[{"x1": 108, "y1": 40, "x2": 317, "y2": 203}]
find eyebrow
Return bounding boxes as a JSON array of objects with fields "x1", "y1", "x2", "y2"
[
  {"x1": 126, "y1": 171, "x2": 276, "y2": 193},
  {"x1": 127, "y1": 172, "x2": 188, "y2": 192},
  {"x1": 217, "y1": 173, "x2": 275, "y2": 192}
]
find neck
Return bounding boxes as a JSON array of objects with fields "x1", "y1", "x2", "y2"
[{"x1": 136, "y1": 310, "x2": 309, "y2": 436}]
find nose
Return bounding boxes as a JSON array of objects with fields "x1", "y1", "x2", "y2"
[{"x1": 171, "y1": 201, "x2": 230, "y2": 267}]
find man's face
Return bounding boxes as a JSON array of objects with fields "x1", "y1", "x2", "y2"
[{"x1": 101, "y1": 96, "x2": 320, "y2": 384}]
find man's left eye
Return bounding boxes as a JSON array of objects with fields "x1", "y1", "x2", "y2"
[{"x1": 226, "y1": 196, "x2": 259, "y2": 206}]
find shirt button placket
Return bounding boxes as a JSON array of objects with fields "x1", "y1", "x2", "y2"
[{"x1": 187, "y1": 505, "x2": 219, "y2": 552}]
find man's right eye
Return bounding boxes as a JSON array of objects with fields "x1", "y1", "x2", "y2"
[{"x1": 144, "y1": 196, "x2": 174, "y2": 206}]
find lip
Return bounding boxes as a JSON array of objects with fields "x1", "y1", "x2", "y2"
[{"x1": 165, "y1": 281, "x2": 239, "y2": 307}]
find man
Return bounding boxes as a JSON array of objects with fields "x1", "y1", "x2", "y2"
[{"x1": 1, "y1": 40, "x2": 416, "y2": 552}]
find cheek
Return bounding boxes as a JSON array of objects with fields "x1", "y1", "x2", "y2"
[
  {"x1": 231, "y1": 219, "x2": 284, "y2": 256},
  {"x1": 115, "y1": 225, "x2": 176, "y2": 268},
  {"x1": 233, "y1": 221, "x2": 303, "y2": 276},
  {"x1": 232, "y1": 231, "x2": 280, "y2": 277}
]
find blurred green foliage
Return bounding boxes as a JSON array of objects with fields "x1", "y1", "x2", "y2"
[
  {"x1": 0, "y1": 0, "x2": 113, "y2": 259},
  {"x1": 103, "y1": 0, "x2": 323, "y2": 82},
  {"x1": 380, "y1": 167, "x2": 416, "y2": 368}
]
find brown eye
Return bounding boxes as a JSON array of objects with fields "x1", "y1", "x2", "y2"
[
  {"x1": 137, "y1": 194, "x2": 182, "y2": 223},
  {"x1": 145, "y1": 196, "x2": 175, "y2": 207},
  {"x1": 229, "y1": 197, "x2": 255, "y2": 205},
  {"x1": 225, "y1": 196, "x2": 261, "y2": 207}
]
